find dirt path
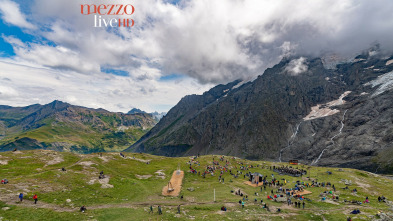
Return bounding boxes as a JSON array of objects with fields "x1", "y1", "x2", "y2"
[
  {"x1": 162, "y1": 170, "x2": 184, "y2": 197},
  {"x1": 0, "y1": 195, "x2": 373, "y2": 217},
  {"x1": 0, "y1": 198, "x2": 368, "y2": 216},
  {"x1": 244, "y1": 181, "x2": 264, "y2": 187},
  {"x1": 0, "y1": 198, "x2": 75, "y2": 212}
]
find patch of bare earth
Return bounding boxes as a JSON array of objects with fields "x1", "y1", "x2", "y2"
[
  {"x1": 162, "y1": 170, "x2": 184, "y2": 197},
  {"x1": 79, "y1": 161, "x2": 96, "y2": 167},
  {"x1": 46, "y1": 156, "x2": 64, "y2": 166},
  {"x1": 98, "y1": 156, "x2": 110, "y2": 162},
  {"x1": 135, "y1": 174, "x2": 152, "y2": 179},
  {"x1": 323, "y1": 199, "x2": 340, "y2": 205},
  {"x1": 351, "y1": 176, "x2": 378, "y2": 195},
  {"x1": 155, "y1": 170, "x2": 166, "y2": 179},
  {"x1": 126, "y1": 156, "x2": 151, "y2": 163},
  {"x1": 99, "y1": 176, "x2": 113, "y2": 188}
]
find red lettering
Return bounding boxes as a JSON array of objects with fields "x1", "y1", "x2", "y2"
[
  {"x1": 81, "y1": 4, "x2": 97, "y2": 15},
  {"x1": 119, "y1": 19, "x2": 126, "y2": 27},
  {"x1": 97, "y1": 4, "x2": 107, "y2": 15},
  {"x1": 107, "y1": 5, "x2": 115, "y2": 15},
  {"x1": 124, "y1": 5, "x2": 135, "y2": 15},
  {"x1": 116, "y1": 5, "x2": 124, "y2": 15},
  {"x1": 129, "y1": 19, "x2": 135, "y2": 27},
  {"x1": 118, "y1": 19, "x2": 135, "y2": 28}
]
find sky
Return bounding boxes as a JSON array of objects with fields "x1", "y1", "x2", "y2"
[{"x1": 0, "y1": 0, "x2": 393, "y2": 113}]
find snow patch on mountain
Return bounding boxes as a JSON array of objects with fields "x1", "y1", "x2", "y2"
[
  {"x1": 365, "y1": 71, "x2": 393, "y2": 97},
  {"x1": 303, "y1": 91, "x2": 351, "y2": 121},
  {"x1": 353, "y1": 58, "x2": 366, "y2": 63},
  {"x1": 231, "y1": 80, "x2": 247, "y2": 90},
  {"x1": 386, "y1": 59, "x2": 393, "y2": 66}
]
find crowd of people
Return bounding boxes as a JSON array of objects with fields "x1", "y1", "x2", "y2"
[
  {"x1": 9, "y1": 152, "x2": 387, "y2": 218},
  {"x1": 273, "y1": 166, "x2": 307, "y2": 177}
]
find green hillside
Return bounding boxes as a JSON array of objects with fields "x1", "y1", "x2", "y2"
[
  {"x1": 0, "y1": 150, "x2": 392, "y2": 220},
  {"x1": 0, "y1": 101, "x2": 157, "y2": 153}
]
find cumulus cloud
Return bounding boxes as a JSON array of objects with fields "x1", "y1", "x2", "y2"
[
  {"x1": 0, "y1": 0, "x2": 35, "y2": 29},
  {"x1": 0, "y1": 0, "x2": 393, "y2": 111},
  {"x1": 23, "y1": 0, "x2": 393, "y2": 82},
  {"x1": 285, "y1": 57, "x2": 308, "y2": 76},
  {"x1": 0, "y1": 59, "x2": 213, "y2": 112}
]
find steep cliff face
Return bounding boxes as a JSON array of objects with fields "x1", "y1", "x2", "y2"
[
  {"x1": 126, "y1": 54, "x2": 393, "y2": 173},
  {"x1": 285, "y1": 58, "x2": 393, "y2": 173}
]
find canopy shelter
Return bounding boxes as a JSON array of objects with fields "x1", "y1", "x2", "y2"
[{"x1": 249, "y1": 172, "x2": 263, "y2": 183}]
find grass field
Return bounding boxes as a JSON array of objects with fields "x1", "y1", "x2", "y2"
[{"x1": 0, "y1": 150, "x2": 392, "y2": 220}]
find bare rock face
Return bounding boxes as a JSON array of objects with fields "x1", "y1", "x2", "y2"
[{"x1": 126, "y1": 53, "x2": 393, "y2": 174}]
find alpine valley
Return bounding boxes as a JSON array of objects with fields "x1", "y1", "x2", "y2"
[{"x1": 0, "y1": 101, "x2": 157, "y2": 153}]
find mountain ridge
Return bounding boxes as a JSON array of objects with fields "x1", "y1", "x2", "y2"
[
  {"x1": 0, "y1": 100, "x2": 157, "y2": 153},
  {"x1": 126, "y1": 54, "x2": 393, "y2": 173}
]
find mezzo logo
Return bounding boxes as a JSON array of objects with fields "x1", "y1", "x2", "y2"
[{"x1": 80, "y1": 3, "x2": 135, "y2": 28}]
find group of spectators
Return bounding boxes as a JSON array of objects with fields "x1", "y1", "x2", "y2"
[{"x1": 273, "y1": 166, "x2": 307, "y2": 177}]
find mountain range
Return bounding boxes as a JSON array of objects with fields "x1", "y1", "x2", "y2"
[
  {"x1": 127, "y1": 108, "x2": 166, "y2": 121},
  {"x1": 126, "y1": 51, "x2": 393, "y2": 174},
  {"x1": 0, "y1": 101, "x2": 157, "y2": 153}
]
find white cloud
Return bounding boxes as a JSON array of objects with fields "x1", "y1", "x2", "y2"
[
  {"x1": 0, "y1": 0, "x2": 36, "y2": 29},
  {"x1": 285, "y1": 57, "x2": 308, "y2": 76},
  {"x1": 1, "y1": 0, "x2": 393, "y2": 111},
  {"x1": 0, "y1": 84, "x2": 19, "y2": 98},
  {"x1": 0, "y1": 59, "x2": 213, "y2": 112}
]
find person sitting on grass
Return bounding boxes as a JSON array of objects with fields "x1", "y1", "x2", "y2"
[
  {"x1": 221, "y1": 206, "x2": 227, "y2": 211},
  {"x1": 350, "y1": 209, "x2": 360, "y2": 214},
  {"x1": 80, "y1": 205, "x2": 87, "y2": 213}
]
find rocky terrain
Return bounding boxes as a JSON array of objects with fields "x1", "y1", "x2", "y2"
[
  {"x1": 0, "y1": 101, "x2": 157, "y2": 153},
  {"x1": 127, "y1": 52, "x2": 393, "y2": 174},
  {"x1": 128, "y1": 108, "x2": 166, "y2": 121}
]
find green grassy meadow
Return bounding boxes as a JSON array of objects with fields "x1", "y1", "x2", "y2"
[{"x1": 0, "y1": 150, "x2": 392, "y2": 220}]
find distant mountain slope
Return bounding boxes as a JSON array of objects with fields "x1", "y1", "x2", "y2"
[
  {"x1": 126, "y1": 53, "x2": 393, "y2": 173},
  {"x1": 127, "y1": 108, "x2": 147, "y2": 114},
  {"x1": 0, "y1": 101, "x2": 157, "y2": 153},
  {"x1": 128, "y1": 108, "x2": 166, "y2": 121}
]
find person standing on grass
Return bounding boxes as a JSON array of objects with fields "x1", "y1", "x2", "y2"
[
  {"x1": 302, "y1": 201, "x2": 305, "y2": 209},
  {"x1": 177, "y1": 205, "x2": 181, "y2": 214},
  {"x1": 19, "y1": 193, "x2": 23, "y2": 202},
  {"x1": 149, "y1": 205, "x2": 153, "y2": 214},
  {"x1": 241, "y1": 201, "x2": 245, "y2": 209},
  {"x1": 158, "y1": 205, "x2": 162, "y2": 215},
  {"x1": 33, "y1": 194, "x2": 38, "y2": 204}
]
